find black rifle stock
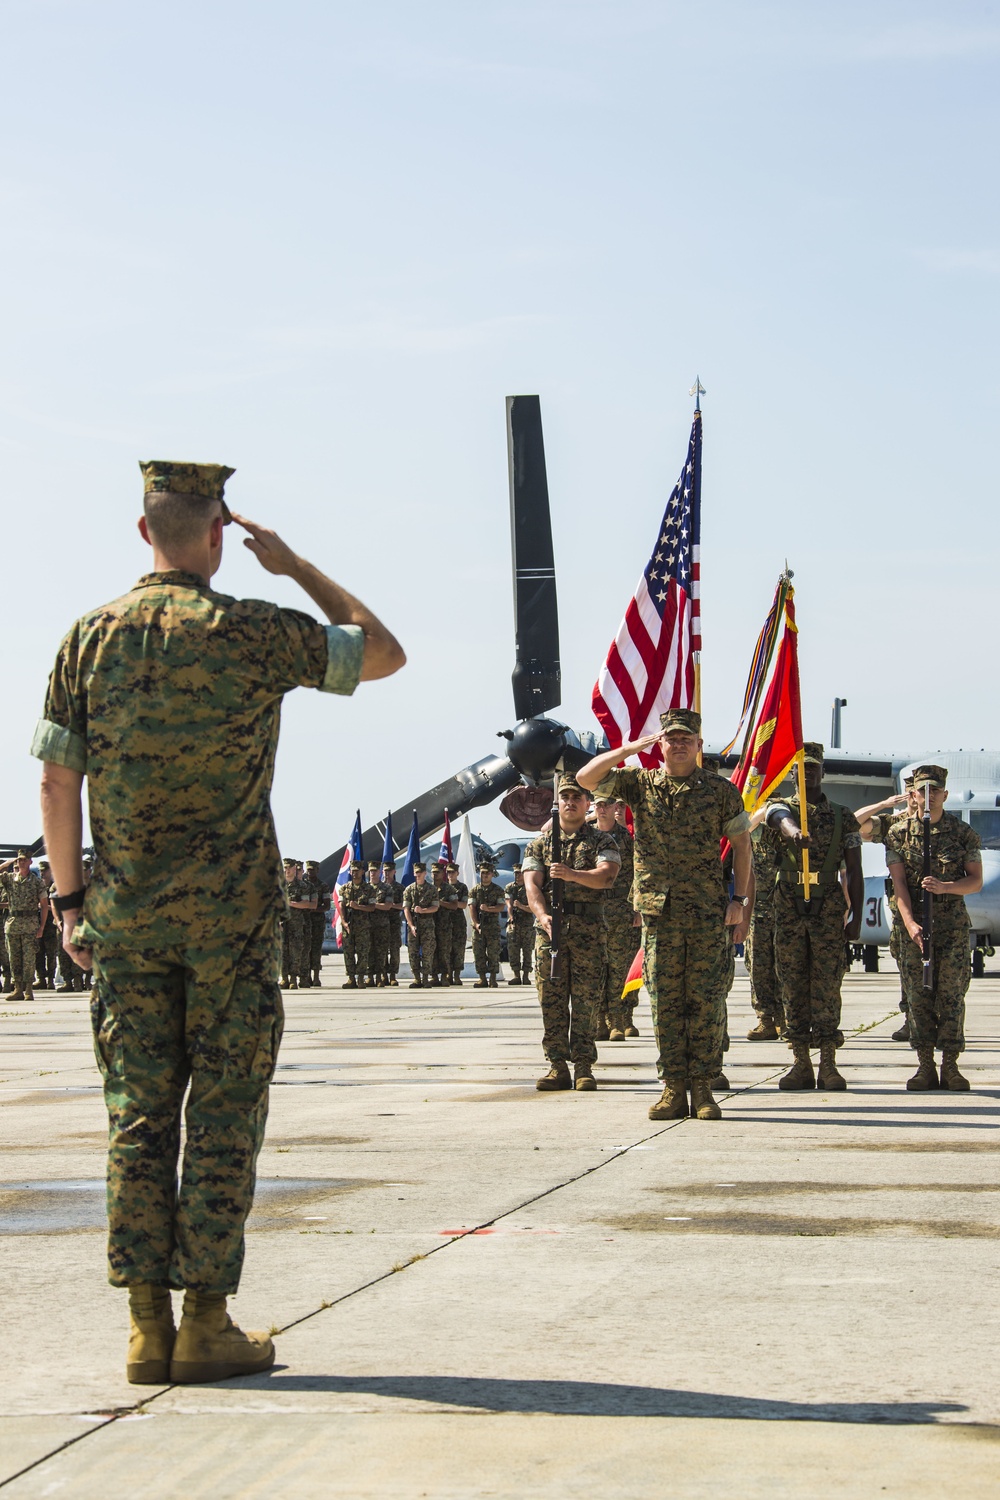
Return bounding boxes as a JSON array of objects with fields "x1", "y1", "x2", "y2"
[
  {"x1": 549, "y1": 774, "x2": 563, "y2": 980},
  {"x1": 922, "y1": 784, "x2": 933, "y2": 991}
]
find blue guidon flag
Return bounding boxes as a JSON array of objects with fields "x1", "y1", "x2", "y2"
[{"x1": 592, "y1": 411, "x2": 702, "y2": 767}]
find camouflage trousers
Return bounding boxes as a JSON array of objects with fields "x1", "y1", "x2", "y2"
[
  {"x1": 888, "y1": 916, "x2": 907, "y2": 1013},
  {"x1": 387, "y1": 916, "x2": 402, "y2": 976},
  {"x1": 306, "y1": 911, "x2": 326, "y2": 974},
  {"x1": 898, "y1": 917, "x2": 970, "y2": 1053},
  {"x1": 773, "y1": 894, "x2": 846, "y2": 1046},
  {"x1": 341, "y1": 921, "x2": 370, "y2": 980},
  {"x1": 604, "y1": 912, "x2": 640, "y2": 1030},
  {"x1": 534, "y1": 916, "x2": 606, "y2": 1067},
  {"x1": 0, "y1": 922, "x2": 9, "y2": 983},
  {"x1": 5, "y1": 920, "x2": 39, "y2": 991},
  {"x1": 642, "y1": 906, "x2": 731, "y2": 1080},
  {"x1": 58, "y1": 942, "x2": 87, "y2": 990},
  {"x1": 745, "y1": 901, "x2": 778, "y2": 1018},
  {"x1": 434, "y1": 914, "x2": 452, "y2": 976},
  {"x1": 506, "y1": 915, "x2": 534, "y2": 978},
  {"x1": 408, "y1": 915, "x2": 436, "y2": 980},
  {"x1": 449, "y1": 912, "x2": 469, "y2": 975},
  {"x1": 37, "y1": 921, "x2": 60, "y2": 986},
  {"x1": 90, "y1": 917, "x2": 283, "y2": 1293},
  {"x1": 281, "y1": 911, "x2": 307, "y2": 979},
  {"x1": 473, "y1": 922, "x2": 501, "y2": 977},
  {"x1": 368, "y1": 915, "x2": 390, "y2": 976}
]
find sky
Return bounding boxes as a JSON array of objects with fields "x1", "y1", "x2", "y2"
[{"x1": 2, "y1": 0, "x2": 998, "y2": 856}]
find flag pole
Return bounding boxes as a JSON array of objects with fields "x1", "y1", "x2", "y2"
[
  {"x1": 794, "y1": 748, "x2": 813, "y2": 902},
  {"x1": 690, "y1": 376, "x2": 705, "y2": 738}
]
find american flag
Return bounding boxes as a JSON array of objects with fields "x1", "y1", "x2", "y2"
[{"x1": 592, "y1": 412, "x2": 701, "y2": 767}]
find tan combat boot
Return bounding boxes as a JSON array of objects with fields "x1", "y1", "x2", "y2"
[
  {"x1": 746, "y1": 1017, "x2": 779, "y2": 1041},
  {"x1": 508, "y1": 971, "x2": 521, "y2": 985},
  {"x1": 473, "y1": 974, "x2": 488, "y2": 989},
  {"x1": 536, "y1": 1061, "x2": 572, "y2": 1091},
  {"x1": 574, "y1": 1064, "x2": 597, "y2": 1092},
  {"x1": 169, "y1": 1291, "x2": 275, "y2": 1384},
  {"x1": 690, "y1": 1079, "x2": 722, "y2": 1120},
  {"x1": 711, "y1": 1072, "x2": 730, "y2": 1091},
  {"x1": 126, "y1": 1282, "x2": 176, "y2": 1385},
  {"x1": 648, "y1": 1078, "x2": 688, "y2": 1120},
  {"x1": 906, "y1": 1046, "x2": 939, "y2": 1091},
  {"x1": 940, "y1": 1052, "x2": 970, "y2": 1091},
  {"x1": 816, "y1": 1041, "x2": 847, "y2": 1091},
  {"x1": 778, "y1": 1042, "x2": 816, "y2": 1091},
  {"x1": 608, "y1": 1027, "x2": 626, "y2": 1041}
]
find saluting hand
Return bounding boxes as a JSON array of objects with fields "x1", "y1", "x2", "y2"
[{"x1": 231, "y1": 514, "x2": 300, "y2": 577}]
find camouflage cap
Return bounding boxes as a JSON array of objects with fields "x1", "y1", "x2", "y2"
[
  {"x1": 283, "y1": 857, "x2": 296, "y2": 867},
  {"x1": 446, "y1": 862, "x2": 459, "y2": 872},
  {"x1": 366, "y1": 861, "x2": 380, "y2": 870},
  {"x1": 512, "y1": 862, "x2": 523, "y2": 871},
  {"x1": 139, "y1": 460, "x2": 234, "y2": 523},
  {"x1": 802, "y1": 742, "x2": 824, "y2": 765},
  {"x1": 479, "y1": 861, "x2": 496, "y2": 872},
  {"x1": 413, "y1": 861, "x2": 426, "y2": 872},
  {"x1": 558, "y1": 773, "x2": 590, "y2": 798},
  {"x1": 38, "y1": 859, "x2": 50, "y2": 868},
  {"x1": 349, "y1": 860, "x2": 363, "y2": 871},
  {"x1": 16, "y1": 848, "x2": 29, "y2": 859},
  {"x1": 911, "y1": 763, "x2": 948, "y2": 789},
  {"x1": 659, "y1": 708, "x2": 701, "y2": 735},
  {"x1": 304, "y1": 860, "x2": 318, "y2": 869}
]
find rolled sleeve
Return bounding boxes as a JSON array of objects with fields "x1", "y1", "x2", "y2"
[
  {"x1": 723, "y1": 810, "x2": 751, "y2": 839},
  {"x1": 321, "y1": 624, "x2": 365, "y2": 696},
  {"x1": 30, "y1": 717, "x2": 87, "y2": 773}
]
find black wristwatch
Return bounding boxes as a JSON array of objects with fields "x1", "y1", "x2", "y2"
[{"x1": 731, "y1": 894, "x2": 750, "y2": 907}]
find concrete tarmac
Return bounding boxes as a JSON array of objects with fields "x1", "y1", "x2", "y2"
[{"x1": 1, "y1": 956, "x2": 999, "y2": 1497}]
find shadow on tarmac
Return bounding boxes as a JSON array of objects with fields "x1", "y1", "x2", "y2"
[{"x1": 244, "y1": 1372, "x2": 967, "y2": 1424}]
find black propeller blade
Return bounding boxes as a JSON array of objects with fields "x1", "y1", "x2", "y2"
[
  {"x1": 318, "y1": 753, "x2": 520, "y2": 884},
  {"x1": 508, "y1": 395, "x2": 561, "y2": 720}
]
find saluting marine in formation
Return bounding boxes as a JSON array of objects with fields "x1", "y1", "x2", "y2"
[
  {"x1": 0, "y1": 851, "x2": 48, "y2": 1001},
  {"x1": 439, "y1": 862, "x2": 469, "y2": 984},
  {"x1": 580, "y1": 709, "x2": 752, "y2": 1122},
  {"x1": 885, "y1": 764, "x2": 982, "y2": 1091},
  {"x1": 523, "y1": 775, "x2": 620, "y2": 1091}
]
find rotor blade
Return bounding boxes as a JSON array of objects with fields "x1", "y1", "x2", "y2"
[
  {"x1": 319, "y1": 754, "x2": 520, "y2": 884},
  {"x1": 507, "y1": 394, "x2": 561, "y2": 719}
]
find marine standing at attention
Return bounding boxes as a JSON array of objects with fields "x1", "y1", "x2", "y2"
[
  {"x1": 759, "y1": 743, "x2": 863, "y2": 1092},
  {"x1": 470, "y1": 862, "x2": 506, "y2": 988},
  {"x1": 301, "y1": 860, "x2": 330, "y2": 987},
  {"x1": 34, "y1": 458, "x2": 403, "y2": 1385},
  {"x1": 403, "y1": 861, "x2": 439, "y2": 988},
  {"x1": 443, "y1": 861, "x2": 469, "y2": 984},
  {"x1": 579, "y1": 709, "x2": 752, "y2": 1123},
  {"x1": 503, "y1": 864, "x2": 535, "y2": 986},
  {"x1": 523, "y1": 775, "x2": 620, "y2": 1092},
  {"x1": 885, "y1": 764, "x2": 982, "y2": 1091}
]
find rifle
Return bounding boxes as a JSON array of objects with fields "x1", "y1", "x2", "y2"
[
  {"x1": 549, "y1": 773, "x2": 564, "y2": 980},
  {"x1": 921, "y1": 783, "x2": 933, "y2": 991}
]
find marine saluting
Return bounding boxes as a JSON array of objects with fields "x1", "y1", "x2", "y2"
[{"x1": 33, "y1": 459, "x2": 404, "y2": 1386}]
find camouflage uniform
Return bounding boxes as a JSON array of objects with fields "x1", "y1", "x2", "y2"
[
  {"x1": 431, "y1": 873, "x2": 452, "y2": 982},
  {"x1": 38, "y1": 902, "x2": 60, "y2": 988},
  {"x1": 868, "y1": 810, "x2": 908, "y2": 1012},
  {"x1": 522, "y1": 823, "x2": 620, "y2": 1068},
  {"x1": 602, "y1": 823, "x2": 639, "y2": 1032},
  {"x1": 503, "y1": 877, "x2": 534, "y2": 980},
  {"x1": 759, "y1": 792, "x2": 861, "y2": 1045},
  {"x1": 301, "y1": 867, "x2": 330, "y2": 982},
  {"x1": 383, "y1": 877, "x2": 405, "y2": 980},
  {"x1": 886, "y1": 811, "x2": 981, "y2": 1054},
  {"x1": 470, "y1": 878, "x2": 506, "y2": 981},
  {"x1": 281, "y1": 876, "x2": 308, "y2": 990},
  {"x1": 594, "y1": 764, "x2": 748, "y2": 1082},
  {"x1": 341, "y1": 872, "x2": 374, "y2": 982},
  {"x1": 746, "y1": 827, "x2": 780, "y2": 1022},
  {"x1": 403, "y1": 879, "x2": 439, "y2": 982},
  {"x1": 0, "y1": 870, "x2": 46, "y2": 994},
  {"x1": 0, "y1": 885, "x2": 10, "y2": 990},
  {"x1": 31, "y1": 551, "x2": 364, "y2": 1292},
  {"x1": 367, "y1": 876, "x2": 392, "y2": 983},
  {"x1": 446, "y1": 876, "x2": 470, "y2": 978}
]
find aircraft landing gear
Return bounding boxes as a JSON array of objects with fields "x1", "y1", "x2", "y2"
[{"x1": 863, "y1": 944, "x2": 880, "y2": 973}]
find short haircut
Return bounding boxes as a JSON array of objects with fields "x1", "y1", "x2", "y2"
[{"x1": 144, "y1": 490, "x2": 220, "y2": 550}]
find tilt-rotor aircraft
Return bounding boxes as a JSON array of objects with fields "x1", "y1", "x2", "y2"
[{"x1": 318, "y1": 396, "x2": 603, "y2": 886}]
